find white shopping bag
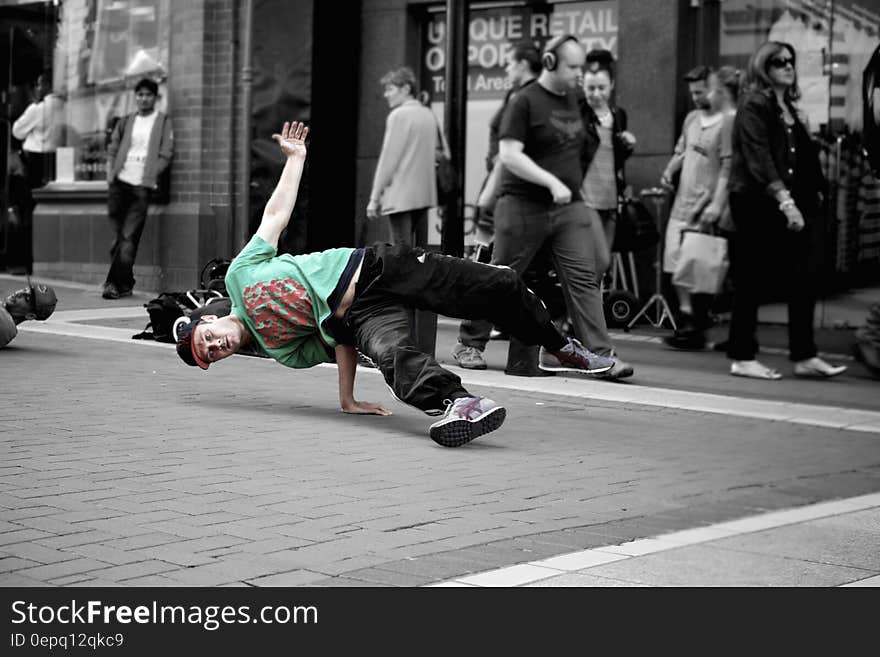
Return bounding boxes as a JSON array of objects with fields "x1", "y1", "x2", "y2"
[{"x1": 672, "y1": 229, "x2": 729, "y2": 295}]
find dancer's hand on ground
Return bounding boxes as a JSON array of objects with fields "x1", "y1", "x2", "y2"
[
  {"x1": 272, "y1": 121, "x2": 308, "y2": 160},
  {"x1": 341, "y1": 400, "x2": 393, "y2": 416}
]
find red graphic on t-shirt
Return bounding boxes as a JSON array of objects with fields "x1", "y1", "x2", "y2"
[{"x1": 242, "y1": 278, "x2": 313, "y2": 348}]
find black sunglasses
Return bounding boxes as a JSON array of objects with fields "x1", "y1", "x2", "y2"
[{"x1": 769, "y1": 56, "x2": 794, "y2": 68}]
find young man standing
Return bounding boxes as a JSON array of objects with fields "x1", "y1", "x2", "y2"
[
  {"x1": 176, "y1": 121, "x2": 613, "y2": 448},
  {"x1": 103, "y1": 78, "x2": 174, "y2": 299},
  {"x1": 660, "y1": 66, "x2": 730, "y2": 350}
]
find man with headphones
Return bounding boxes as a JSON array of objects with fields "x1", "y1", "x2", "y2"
[{"x1": 455, "y1": 34, "x2": 634, "y2": 380}]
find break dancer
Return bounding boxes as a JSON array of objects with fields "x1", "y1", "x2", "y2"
[{"x1": 176, "y1": 121, "x2": 613, "y2": 447}]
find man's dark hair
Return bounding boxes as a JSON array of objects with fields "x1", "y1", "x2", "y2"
[
  {"x1": 684, "y1": 65, "x2": 712, "y2": 83},
  {"x1": 512, "y1": 42, "x2": 542, "y2": 74},
  {"x1": 134, "y1": 77, "x2": 159, "y2": 95},
  {"x1": 380, "y1": 67, "x2": 417, "y2": 97}
]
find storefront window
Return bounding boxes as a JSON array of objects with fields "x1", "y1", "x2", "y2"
[
  {"x1": 420, "y1": 1, "x2": 618, "y2": 246},
  {"x1": 52, "y1": 0, "x2": 170, "y2": 183},
  {"x1": 719, "y1": 0, "x2": 878, "y2": 135}
]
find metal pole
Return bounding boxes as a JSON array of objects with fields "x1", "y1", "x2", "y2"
[
  {"x1": 441, "y1": 0, "x2": 467, "y2": 257},
  {"x1": 226, "y1": 0, "x2": 238, "y2": 258},
  {"x1": 238, "y1": 0, "x2": 255, "y2": 253},
  {"x1": 827, "y1": 0, "x2": 835, "y2": 136}
]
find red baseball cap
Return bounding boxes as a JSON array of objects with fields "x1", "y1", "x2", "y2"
[{"x1": 176, "y1": 318, "x2": 210, "y2": 369}]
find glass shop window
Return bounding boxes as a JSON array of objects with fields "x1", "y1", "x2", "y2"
[{"x1": 51, "y1": 0, "x2": 170, "y2": 183}]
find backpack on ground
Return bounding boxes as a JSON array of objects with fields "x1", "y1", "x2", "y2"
[{"x1": 132, "y1": 290, "x2": 223, "y2": 343}]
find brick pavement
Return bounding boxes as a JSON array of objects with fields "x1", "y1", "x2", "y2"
[{"x1": 2, "y1": 317, "x2": 879, "y2": 586}]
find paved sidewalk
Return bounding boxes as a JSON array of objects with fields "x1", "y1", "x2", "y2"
[
  {"x1": 2, "y1": 274, "x2": 878, "y2": 587},
  {"x1": 432, "y1": 493, "x2": 880, "y2": 586}
]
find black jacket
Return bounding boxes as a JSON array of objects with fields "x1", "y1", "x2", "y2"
[
  {"x1": 579, "y1": 100, "x2": 633, "y2": 198},
  {"x1": 729, "y1": 89, "x2": 825, "y2": 205}
]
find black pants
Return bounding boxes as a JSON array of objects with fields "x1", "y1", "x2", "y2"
[
  {"x1": 345, "y1": 243, "x2": 567, "y2": 415},
  {"x1": 726, "y1": 192, "x2": 818, "y2": 362},
  {"x1": 21, "y1": 150, "x2": 55, "y2": 190},
  {"x1": 387, "y1": 208, "x2": 428, "y2": 248},
  {"x1": 106, "y1": 179, "x2": 151, "y2": 292}
]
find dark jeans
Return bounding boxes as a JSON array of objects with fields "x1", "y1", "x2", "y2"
[
  {"x1": 726, "y1": 192, "x2": 818, "y2": 362},
  {"x1": 387, "y1": 208, "x2": 428, "y2": 247},
  {"x1": 460, "y1": 195, "x2": 612, "y2": 356},
  {"x1": 106, "y1": 179, "x2": 151, "y2": 292},
  {"x1": 345, "y1": 243, "x2": 567, "y2": 414}
]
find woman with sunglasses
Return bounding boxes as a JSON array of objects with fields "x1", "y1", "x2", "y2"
[{"x1": 725, "y1": 41, "x2": 846, "y2": 380}]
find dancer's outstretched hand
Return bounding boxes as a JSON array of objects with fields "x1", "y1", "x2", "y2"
[{"x1": 272, "y1": 121, "x2": 309, "y2": 160}]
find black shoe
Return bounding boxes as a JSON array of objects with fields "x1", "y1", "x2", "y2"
[
  {"x1": 663, "y1": 331, "x2": 706, "y2": 351},
  {"x1": 712, "y1": 339, "x2": 729, "y2": 353},
  {"x1": 116, "y1": 287, "x2": 133, "y2": 298},
  {"x1": 505, "y1": 368, "x2": 556, "y2": 377},
  {"x1": 102, "y1": 283, "x2": 119, "y2": 300}
]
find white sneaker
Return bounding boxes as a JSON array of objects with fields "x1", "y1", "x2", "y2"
[
  {"x1": 428, "y1": 396, "x2": 506, "y2": 447},
  {"x1": 451, "y1": 343, "x2": 488, "y2": 370},
  {"x1": 730, "y1": 360, "x2": 782, "y2": 380}
]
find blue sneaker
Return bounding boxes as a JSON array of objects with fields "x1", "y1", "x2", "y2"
[{"x1": 429, "y1": 396, "x2": 506, "y2": 447}]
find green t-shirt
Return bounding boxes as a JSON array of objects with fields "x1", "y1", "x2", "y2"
[{"x1": 225, "y1": 235, "x2": 355, "y2": 369}]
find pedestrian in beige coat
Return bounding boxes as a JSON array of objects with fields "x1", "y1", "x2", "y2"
[{"x1": 367, "y1": 67, "x2": 438, "y2": 247}]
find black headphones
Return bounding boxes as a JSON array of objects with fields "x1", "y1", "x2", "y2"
[{"x1": 541, "y1": 34, "x2": 581, "y2": 72}]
